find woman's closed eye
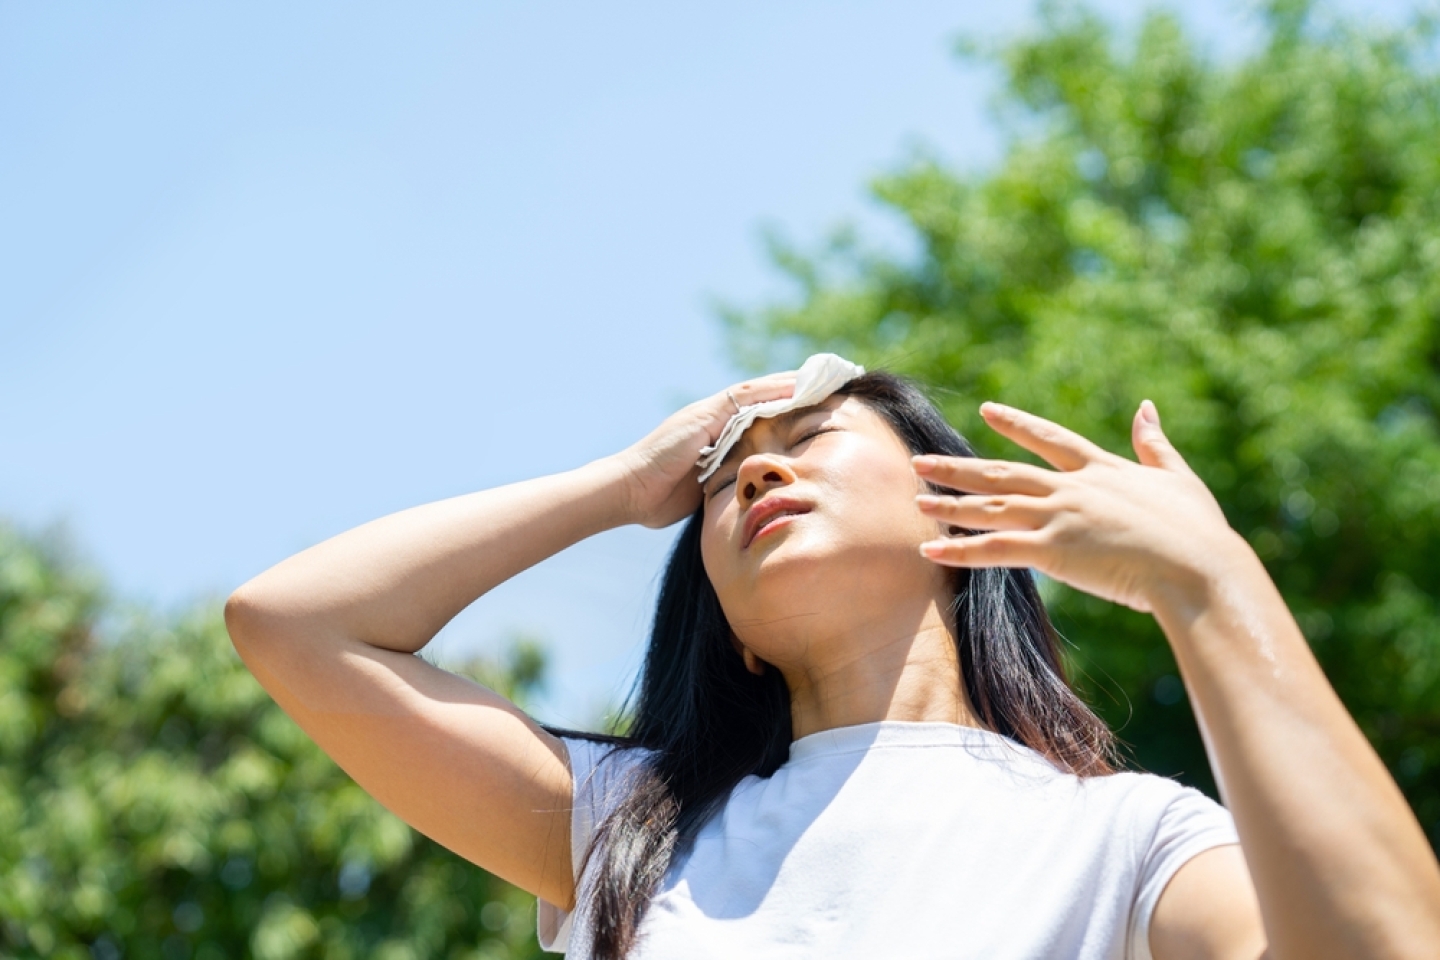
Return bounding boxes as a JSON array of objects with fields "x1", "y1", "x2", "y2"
[
  {"x1": 790, "y1": 426, "x2": 834, "y2": 448},
  {"x1": 706, "y1": 474, "x2": 737, "y2": 500}
]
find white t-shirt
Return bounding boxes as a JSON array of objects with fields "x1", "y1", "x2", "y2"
[{"x1": 539, "y1": 721, "x2": 1238, "y2": 959}]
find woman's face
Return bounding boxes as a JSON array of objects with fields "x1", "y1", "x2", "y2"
[{"x1": 700, "y1": 396, "x2": 952, "y2": 663}]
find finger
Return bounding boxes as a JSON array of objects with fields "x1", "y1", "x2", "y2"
[
  {"x1": 979, "y1": 402, "x2": 1105, "y2": 472},
  {"x1": 912, "y1": 456, "x2": 1057, "y2": 497},
  {"x1": 915, "y1": 493, "x2": 1049, "y2": 532},
  {"x1": 1131, "y1": 400, "x2": 1197, "y2": 476},
  {"x1": 919, "y1": 531, "x2": 1048, "y2": 569},
  {"x1": 723, "y1": 374, "x2": 796, "y2": 409}
]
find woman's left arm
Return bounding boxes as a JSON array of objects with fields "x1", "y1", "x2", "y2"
[{"x1": 913, "y1": 400, "x2": 1440, "y2": 960}]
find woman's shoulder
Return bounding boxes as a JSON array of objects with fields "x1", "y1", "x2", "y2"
[
  {"x1": 552, "y1": 733, "x2": 654, "y2": 805},
  {"x1": 1088, "y1": 765, "x2": 1228, "y2": 813}
]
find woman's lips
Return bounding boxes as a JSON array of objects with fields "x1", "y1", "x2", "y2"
[{"x1": 742, "y1": 498, "x2": 812, "y2": 548}]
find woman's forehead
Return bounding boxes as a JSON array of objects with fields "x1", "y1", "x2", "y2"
[
  {"x1": 716, "y1": 396, "x2": 858, "y2": 466},
  {"x1": 760, "y1": 394, "x2": 870, "y2": 433}
]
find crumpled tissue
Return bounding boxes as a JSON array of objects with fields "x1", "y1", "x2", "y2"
[{"x1": 696, "y1": 353, "x2": 866, "y2": 482}]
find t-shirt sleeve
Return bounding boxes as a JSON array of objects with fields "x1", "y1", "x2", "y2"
[
  {"x1": 536, "y1": 737, "x2": 650, "y2": 954},
  {"x1": 1127, "y1": 783, "x2": 1240, "y2": 960}
]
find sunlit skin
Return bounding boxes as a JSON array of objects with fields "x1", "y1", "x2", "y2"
[
  {"x1": 697, "y1": 397, "x2": 977, "y2": 740},
  {"x1": 226, "y1": 370, "x2": 1440, "y2": 959}
]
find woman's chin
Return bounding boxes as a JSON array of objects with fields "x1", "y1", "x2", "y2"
[
  {"x1": 749, "y1": 526, "x2": 829, "y2": 565},
  {"x1": 747, "y1": 535, "x2": 863, "y2": 591}
]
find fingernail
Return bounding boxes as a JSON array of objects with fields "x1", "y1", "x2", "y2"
[
  {"x1": 980, "y1": 401, "x2": 1009, "y2": 416},
  {"x1": 912, "y1": 456, "x2": 937, "y2": 473},
  {"x1": 1140, "y1": 399, "x2": 1159, "y2": 425},
  {"x1": 915, "y1": 494, "x2": 941, "y2": 509},
  {"x1": 920, "y1": 541, "x2": 946, "y2": 558}
]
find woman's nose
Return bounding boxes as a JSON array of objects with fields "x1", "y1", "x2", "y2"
[{"x1": 737, "y1": 457, "x2": 794, "y2": 505}]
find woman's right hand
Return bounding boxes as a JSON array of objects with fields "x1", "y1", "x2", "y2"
[{"x1": 613, "y1": 373, "x2": 796, "y2": 528}]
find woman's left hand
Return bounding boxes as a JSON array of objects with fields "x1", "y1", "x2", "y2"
[{"x1": 913, "y1": 400, "x2": 1247, "y2": 614}]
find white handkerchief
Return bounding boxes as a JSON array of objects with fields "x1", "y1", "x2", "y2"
[{"x1": 696, "y1": 353, "x2": 866, "y2": 482}]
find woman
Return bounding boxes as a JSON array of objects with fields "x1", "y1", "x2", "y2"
[{"x1": 226, "y1": 357, "x2": 1440, "y2": 959}]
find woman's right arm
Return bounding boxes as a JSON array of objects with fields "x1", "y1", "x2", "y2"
[{"x1": 224, "y1": 375, "x2": 794, "y2": 910}]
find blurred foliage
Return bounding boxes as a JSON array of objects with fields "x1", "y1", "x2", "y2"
[
  {"x1": 726, "y1": 0, "x2": 1440, "y2": 845},
  {"x1": 0, "y1": 523, "x2": 552, "y2": 959}
]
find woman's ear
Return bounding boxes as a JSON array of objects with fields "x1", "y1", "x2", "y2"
[
  {"x1": 730, "y1": 629, "x2": 767, "y2": 675},
  {"x1": 741, "y1": 646, "x2": 766, "y2": 676}
]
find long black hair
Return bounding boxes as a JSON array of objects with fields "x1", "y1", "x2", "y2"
[{"x1": 555, "y1": 371, "x2": 1115, "y2": 959}]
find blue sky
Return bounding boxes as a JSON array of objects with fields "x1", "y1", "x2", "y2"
[{"x1": 0, "y1": 1, "x2": 1417, "y2": 725}]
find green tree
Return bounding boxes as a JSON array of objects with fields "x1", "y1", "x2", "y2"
[
  {"x1": 727, "y1": 0, "x2": 1440, "y2": 845},
  {"x1": 0, "y1": 522, "x2": 552, "y2": 959}
]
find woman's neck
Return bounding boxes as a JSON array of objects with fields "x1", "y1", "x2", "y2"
[{"x1": 780, "y1": 601, "x2": 984, "y2": 741}]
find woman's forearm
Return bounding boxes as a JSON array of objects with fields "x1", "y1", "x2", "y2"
[
  {"x1": 1152, "y1": 536, "x2": 1440, "y2": 959},
  {"x1": 228, "y1": 456, "x2": 635, "y2": 653},
  {"x1": 227, "y1": 371, "x2": 803, "y2": 656}
]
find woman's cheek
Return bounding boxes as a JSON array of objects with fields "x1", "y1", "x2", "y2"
[
  {"x1": 707, "y1": 511, "x2": 758, "y2": 586},
  {"x1": 824, "y1": 450, "x2": 919, "y2": 532},
  {"x1": 699, "y1": 521, "x2": 730, "y2": 590}
]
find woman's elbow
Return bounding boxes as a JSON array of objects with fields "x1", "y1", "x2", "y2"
[
  {"x1": 224, "y1": 578, "x2": 340, "y2": 664},
  {"x1": 224, "y1": 581, "x2": 281, "y2": 653}
]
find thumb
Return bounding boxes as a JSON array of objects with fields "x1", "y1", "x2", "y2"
[{"x1": 1131, "y1": 400, "x2": 1194, "y2": 474}]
